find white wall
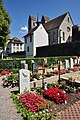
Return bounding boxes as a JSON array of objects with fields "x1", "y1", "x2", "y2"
[
  {"x1": 25, "y1": 36, "x2": 33, "y2": 57},
  {"x1": 8, "y1": 43, "x2": 24, "y2": 54},
  {"x1": 33, "y1": 24, "x2": 48, "y2": 56},
  {"x1": 25, "y1": 24, "x2": 48, "y2": 57}
]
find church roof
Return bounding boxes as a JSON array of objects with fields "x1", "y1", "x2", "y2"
[
  {"x1": 43, "y1": 12, "x2": 70, "y2": 32},
  {"x1": 29, "y1": 15, "x2": 36, "y2": 20}
]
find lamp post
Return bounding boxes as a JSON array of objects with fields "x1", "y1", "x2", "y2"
[
  {"x1": 42, "y1": 59, "x2": 45, "y2": 89},
  {"x1": 58, "y1": 60, "x2": 60, "y2": 84}
]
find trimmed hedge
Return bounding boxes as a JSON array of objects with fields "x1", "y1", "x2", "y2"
[
  {"x1": 0, "y1": 56, "x2": 71, "y2": 71},
  {"x1": 0, "y1": 58, "x2": 44, "y2": 71}
]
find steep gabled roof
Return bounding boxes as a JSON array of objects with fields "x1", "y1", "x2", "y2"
[
  {"x1": 43, "y1": 12, "x2": 69, "y2": 32},
  {"x1": 44, "y1": 16, "x2": 50, "y2": 21},
  {"x1": 9, "y1": 37, "x2": 24, "y2": 44},
  {"x1": 29, "y1": 15, "x2": 36, "y2": 20}
]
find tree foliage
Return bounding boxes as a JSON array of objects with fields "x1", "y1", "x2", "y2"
[{"x1": 0, "y1": 0, "x2": 11, "y2": 48}]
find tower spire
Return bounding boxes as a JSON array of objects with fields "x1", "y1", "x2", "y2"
[{"x1": 36, "y1": 13, "x2": 41, "y2": 26}]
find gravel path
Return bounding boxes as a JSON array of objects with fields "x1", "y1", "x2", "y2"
[{"x1": 0, "y1": 77, "x2": 22, "y2": 120}]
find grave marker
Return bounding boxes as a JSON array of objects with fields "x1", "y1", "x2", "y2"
[
  {"x1": 21, "y1": 60, "x2": 26, "y2": 69},
  {"x1": 19, "y1": 69, "x2": 30, "y2": 93},
  {"x1": 64, "y1": 59, "x2": 69, "y2": 70},
  {"x1": 70, "y1": 58, "x2": 73, "y2": 68}
]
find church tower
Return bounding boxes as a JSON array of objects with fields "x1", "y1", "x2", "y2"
[{"x1": 28, "y1": 15, "x2": 37, "y2": 32}]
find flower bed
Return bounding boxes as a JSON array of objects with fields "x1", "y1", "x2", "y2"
[
  {"x1": 20, "y1": 93, "x2": 49, "y2": 112},
  {"x1": 54, "y1": 69, "x2": 66, "y2": 75},
  {"x1": 69, "y1": 67, "x2": 77, "y2": 71},
  {"x1": 43, "y1": 87, "x2": 68, "y2": 104}
]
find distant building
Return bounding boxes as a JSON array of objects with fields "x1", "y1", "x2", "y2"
[
  {"x1": 6, "y1": 37, "x2": 24, "y2": 54},
  {"x1": 24, "y1": 12, "x2": 74, "y2": 57},
  {"x1": 72, "y1": 25, "x2": 80, "y2": 42}
]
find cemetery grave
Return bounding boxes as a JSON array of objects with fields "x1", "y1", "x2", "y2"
[{"x1": 0, "y1": 57, "x2": 80, "y2": 120}]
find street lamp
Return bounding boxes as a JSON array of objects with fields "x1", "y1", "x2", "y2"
[{"x1": 58, "y1": 60, "x2": 61, "y2": 84}]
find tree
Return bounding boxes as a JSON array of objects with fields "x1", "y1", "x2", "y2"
[{"x1": 0, "y1": 0, "x2": 11, "y2": 58}]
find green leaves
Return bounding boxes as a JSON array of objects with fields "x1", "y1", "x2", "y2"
[{"x1": 0, "y1": 0, "x2": 11, "y2": 48}]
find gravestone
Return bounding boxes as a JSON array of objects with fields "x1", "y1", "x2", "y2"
[
  {"x1": 32, "y1": 60, "x2": 38, "y2": 73},
  {"x1": 60, "y1": 61, "x2": 63, "y2": 69},
  {"x1": 78, "y1": 58, "x2": 80, "y2": 64},
  {"x1": 24, "y1": 64, "x2": 28, "y2": 70},
  {"x1": 70, "y1": 58, "x2": 73, "y2": 68},
  {"x1": 21, "y1": 60, "x2": 26, "y2": 69},
  {"x1": 64, "y1": 59, "x2": 69, "y2": 70},
  {"x1": 74, "y1": 59, "x2": 78, "y2": 65},
  {"x1": 19, "y1": 69, "x2": 30, "y2": 93},
  {"x1": 44, "y1": 58, "x2": 47, "y2": 64}
]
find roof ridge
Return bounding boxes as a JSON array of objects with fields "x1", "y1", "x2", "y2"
[{"x1": 45, "y1": 12, "x2": 68, "y2": 25}]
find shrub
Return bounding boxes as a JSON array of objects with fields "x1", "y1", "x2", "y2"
[{"x1": 31, "y1": 72, "x2": 41, "y2": 80}]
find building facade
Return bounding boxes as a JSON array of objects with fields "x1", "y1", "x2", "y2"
[
  {"x1": 24, "y1": 12, "x2": 74, "y2": 57},
  {"x1": 6, "y1": 37, "x2": 24, "y2": 54},
  {"x1": 24, "y1": 24, "x2": 48, "y2": 57},
  {"x1": 43, "y1": 12, "x2": 73, "y2": 45}
]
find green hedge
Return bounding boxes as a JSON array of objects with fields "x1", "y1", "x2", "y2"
[
  {"x1": 0, "y1": 56, "x2": 71, "y2": 71},
  {"x1": 0, "y1": 58, "x2": 44, "y2": 71}
]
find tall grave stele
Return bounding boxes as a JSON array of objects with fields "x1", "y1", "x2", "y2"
[
  {"x1": 19, "y1": 69, "x2": 30, "y2": 94},
  {"x1": 64, "y1": 59, "x2": 69, "y2": 70},
  {"x1": 70, "y1": 58, "x2": 73, "y2": 68}
]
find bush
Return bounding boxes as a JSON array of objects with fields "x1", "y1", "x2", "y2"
[
  {"x1": 31, "y1": 72, "x2": 41, "y2": 80},
  {"x1": 12, "y1": 68, "x2": 20, "y2": 73}
]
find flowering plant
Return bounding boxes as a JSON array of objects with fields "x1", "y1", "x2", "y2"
[
  {"x1": 69, "y1": 68, "x2": 77, "y2": 71},
  {"x1": 54, "y1": 69, "x2": 66, "y2": 75},
  {"x1": 0, "y1": 70, "x2": 9, "y2": 75},
  {"x1": 20, "y1": 93, "x2": 49, "y2": 112},
  {"x1": 0, "y1": 70, "x2": 13, "y2": 76},
  {"x1": 43, "y1": 87, "x2": 68, "y2": 104}
]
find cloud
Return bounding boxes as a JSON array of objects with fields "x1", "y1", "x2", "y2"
[
  {"x1": 20, "y1": 25, "x2": 28, "y2": 34},
  {"x1": 21, "y1": 25, "x2": 28, "y2": 31}
]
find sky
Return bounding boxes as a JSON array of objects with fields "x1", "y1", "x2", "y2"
[{"x1": 3, "y1": 0, "x2": 80, "y2": 42}]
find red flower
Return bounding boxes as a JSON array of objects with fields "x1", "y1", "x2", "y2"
[
  {"x1": 70, "y1": 68, "x2": 77, "y2": 71},
  {"x1": 20, "y1": 93, "x2": 48, "y2": 112},
  {"x1": 43, "y1": 87, "x2": 68, "y2": 104},
  {"x1": 1, "y1": 70, "x2": 9, "y2": 75}
]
